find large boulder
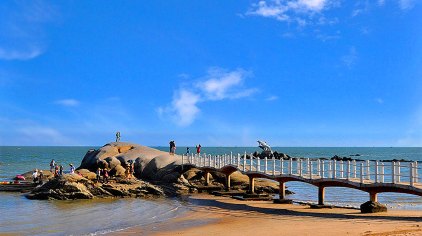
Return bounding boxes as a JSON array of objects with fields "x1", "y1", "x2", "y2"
[
  {"x1": 77, "y1": 142, "x2": 182, "y2": 182},
  {"x1": 360, "y1": 201, "x2": 387, "y2": 213}
]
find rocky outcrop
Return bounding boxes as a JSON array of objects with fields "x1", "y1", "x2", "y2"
[
  {"x1": 251, "y1": 151, "x2": 292, "y2": 160},
  {"x1": 78, "y1": 142, "x2": 182, "y2": 181},
  {"x1": 26, "y1": 174, "x2": 94, "y2": 200},
  {"x1": 360, "y1": 201, "x2": 387, "y2": 213},
  {"x1": 26, "y1": 173, "x2": 165, "y2": 200}
]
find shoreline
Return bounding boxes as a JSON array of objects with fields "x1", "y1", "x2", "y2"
[{"x1": 111, "y1": 194, "x2": 422, "y2": 236}]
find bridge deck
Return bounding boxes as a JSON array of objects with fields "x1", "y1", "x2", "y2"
[{"x1": 181, "y1": 154, "x2": 422, "y2": 199}]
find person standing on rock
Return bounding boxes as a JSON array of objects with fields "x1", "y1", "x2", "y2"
[
  {"x1": 96, "y1": 168, "x2": 102, "y2": 183},
  {"x1": 116, "y1": 131, "x2": 121, "y2": 142},
  {"x1": 196, "y1": 144, "x2": 201, "y2": 154},
  {"x1": 69, "y1": 164, "x2": 75, "y2": 174},
  {"x1": 38, "y1": 170, "x2": 44, "y2": 185},
  {"x1": 169, "y1": 140, "x2": 176, "y2": 155},
  {"x1": 50, "y1": 159, "x2": 55, "y2": 172},
  {"x1": 103, "y1": 169, "x2": 109, "y2": 183},
  {"x1": 54, "y1": 165, "x2": 59, "y2": 177},
  {"x1": 59, "y1": 165, "x2": 63, "y2": 176},
  {"x1": 129, "y1": 162, "x2": 134, "y2": 178},
  {"x1": 32, "y1": 169, "x2": 39, "y2": 183}
]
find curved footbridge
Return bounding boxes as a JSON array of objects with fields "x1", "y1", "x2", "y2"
[{"x1": 181, "y1": 153, "x2": 422, "y2": 206}]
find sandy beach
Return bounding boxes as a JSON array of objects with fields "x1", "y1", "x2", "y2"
[{"x1": 113, "y1": 194, "x2": 422, "y2": 236}]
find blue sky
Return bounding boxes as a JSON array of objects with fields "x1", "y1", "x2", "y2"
[{"x1": 0, "y1": 0, "x2": 421, "y2": 146}]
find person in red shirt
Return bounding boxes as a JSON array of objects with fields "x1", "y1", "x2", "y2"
[{"x1": 196, "y1": 144, "x2": 201, "y2": 154}]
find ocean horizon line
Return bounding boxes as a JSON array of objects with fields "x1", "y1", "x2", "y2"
[{"x1": 0, "y1": 145, "x2": 420, "y2": 148}]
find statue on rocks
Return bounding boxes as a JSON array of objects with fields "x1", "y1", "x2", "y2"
[{"x1": 257, "y1": 140, "x2": 273, "y2": 154}]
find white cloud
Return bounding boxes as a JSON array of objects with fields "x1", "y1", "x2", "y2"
[
  {"x1": 157, "y1": 89, "x2": 201, "y2": 127},
  {"x1": 55, "y1": 99, "x2": 80, "y2": 107},
  {"x1": 378, "y1": 0, "x2": 385, "y2": 6},
  {"x1": 341, "y1": 46, "x2": 358, "y2": 68},
  {"x1": 171, "y1": 89, "x2": 201, "y2": 126},
  {"x1": 247, "y1": 0, "x2": 339, "y2": 26},
  {"x1": 197, "y1": 69, "x2": 255, "y2": 100},
  {"x1": 159, "y1": 68, "x2": 257, "y2": 126},
  {"x1": 0, "y1": 47, "x2": 43, "y2": 60}
]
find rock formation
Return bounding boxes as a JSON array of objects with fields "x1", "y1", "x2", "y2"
[
  {"x1": 79, "y1": 142, "x2": 183, "y2": 182},
  {"x1": 26, "y1": 174, "x2": 165, "y2": 200},
  {"x1": 25, "y1": 142, "x2": 292, "y2": 200}
]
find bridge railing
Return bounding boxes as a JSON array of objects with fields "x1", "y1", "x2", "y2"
[{"x1": 181, "y1": 153, "x2": 421, "y2": 187}]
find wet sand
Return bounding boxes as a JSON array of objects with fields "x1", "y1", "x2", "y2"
[{"x1": 112, "y1": 194, "x2": 422, "y2": 236}]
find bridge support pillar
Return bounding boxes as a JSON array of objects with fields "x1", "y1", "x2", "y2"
[
  {"x1": 225, "y1": 174, "x2": 231, "y2": 191},
  {"x1": 318, "y1": 186, "x2": 325, "y2": 205},
  {"x1": 370, "y1": 192, "x2": 378, "y2": 202},
  {"x1": 204, "y1": 172, "x2": 210, "y2": 186},
  {"x1": 274, "y1": 181, "x2": 292, "y2": 204},
  {"x1": 248, "y1": 177, "x2": 255, "y2": 194},
  {"x1": 279, "y1": 182, "x2": 286, "y2": 199}
]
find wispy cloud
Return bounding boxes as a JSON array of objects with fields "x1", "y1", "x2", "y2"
[
  {"x1": 197, "y1": 68, "x2": 256, "y2": 100},
  {"x1": 18, "y1": 126, "x2": 68, "y2": 144},
  {"x1": 399, "y1": 0, "x2": 416, "y2": 10},
  {"x1": 158, "y1": 68, "x2": 258, "y2": 126},
  {"x1": 396, "y1": 107, "x2": 422, "y2": 146},
  {"x1": 341, "y1": 46, "x2": 358, "y2": 69},
  {"x1": 0, "y1": 0, "x2": 58, "y2": 61},
  {"x1": 0, "y1": 47, "x2": 43, "y2": 61},
  {"x1": 246, "y1": 0, "x2": 340, "y2": 26},
  {"x1": 55, "y1": 99, "x2": 80, "y2": 107},
  {"x1": 266, "y1": 95, "x2": 279, "y2": 101},
  {"x1": 315, "y1": 29, "x2": 341, "y2": 41},
  {"x1": 351, "y1": 1, "x2": 369, "y2": 17},
  {"x1": 375, "y1": 98, "x2": 384, "y2": 104}
]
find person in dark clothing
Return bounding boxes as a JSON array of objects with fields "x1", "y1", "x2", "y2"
[
  {"x1": 38, "y1": 170, "x2": 44, "y2": 184},
  {"x1": 169, "y1": 140, "x2": 176, "y2": 155},
  {"x1": 103, "y1": 169, "x2": 109, "y2": 183}
]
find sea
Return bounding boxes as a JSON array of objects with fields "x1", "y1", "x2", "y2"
[{"x1": 0, "y1": 146, "x2": 421, "y2": 235}]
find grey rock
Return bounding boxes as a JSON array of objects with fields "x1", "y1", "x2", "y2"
[{"x1": 360, "y1": 201, "x2": 387, "y2": 213}]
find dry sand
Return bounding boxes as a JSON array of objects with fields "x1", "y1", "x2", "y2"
[{"x1": 112, "y1": 194, "x2": 422, "y2": 236}]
